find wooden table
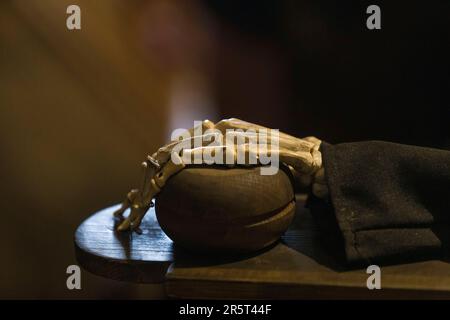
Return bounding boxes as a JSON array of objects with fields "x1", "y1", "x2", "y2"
[{"x1": 74, "y1": 195, "x2": 450, "y2": 299}]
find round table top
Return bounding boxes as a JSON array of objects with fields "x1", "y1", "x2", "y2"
[{"x1": 74, "y1": 205, "x2": 174, "y2": 283}]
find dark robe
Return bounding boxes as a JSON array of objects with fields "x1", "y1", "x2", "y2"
[{"x1": 310, "y1": 141, "x2": 450, "y2": 266}]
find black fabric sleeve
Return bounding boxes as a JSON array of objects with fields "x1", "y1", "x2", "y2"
[{"x1": 318, "y1": 141, "x2": 450, "y2": 265}]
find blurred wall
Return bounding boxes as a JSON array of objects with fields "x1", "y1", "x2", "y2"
[{"x1": 0, "y1": 0, "x2": 169, "y2": 298}]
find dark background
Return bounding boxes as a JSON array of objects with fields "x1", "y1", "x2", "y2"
[{"x1": 0, "y1": 0, "x2": 448, "y2": 298}]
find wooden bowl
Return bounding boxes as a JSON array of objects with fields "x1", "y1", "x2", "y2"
[{"x1": 155, "y1": 165, "x2": 295, "y2": 253}]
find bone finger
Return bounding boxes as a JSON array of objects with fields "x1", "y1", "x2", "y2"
[
  {"x1": 223, "y1": 131, "x2": 315, "y2": 154},
  {"x1": 141, "y1": 160, "x2": 158, "y2": 197},
  {"x1": 215, "y1": 118, "x2": 267, "y2": 133},
  {"x1": 278, "y1": 149, "x2": 317, "y2": 174},
  {"x1": 152, "y1": 120, "x2": 216, "y2": 162},
  {"x1": 186, "y1": 119, "x2": 216, "y2": 139},
  {"x1": 117, "y1": 203, "x2": 146, "y2": 231},
  {"x1": 114, "y1": 189, "x2": 138, "y2": 217},
  {"x1": 154, "y1": 153, "x2": 186, "y2": 188},
  {"x1": 153, "y1": 132, "x2": 222, "y2": 165},
  {"x1": 215, "y1": 118, "x2": 305, "y2": 144},
  {"x1": 117, "y1": 216, "x2": 132, "y2": 231},
  {"x1": 181, "y1": 144, "x2": 259, "y2": 167},
  {"x1": 303, "y1": 136, "x2": 322, "y2": 148}
]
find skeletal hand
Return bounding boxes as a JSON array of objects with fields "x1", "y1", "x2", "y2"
[{"x1": 114, "y1": 118, "x2": 328, "y2": 232}]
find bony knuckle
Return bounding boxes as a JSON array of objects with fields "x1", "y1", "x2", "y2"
[
  {"x1": 203, "y1": 119, "x2": 214, "y2": 128},
  {"x1": 216, "y1": 119, "x2": 229, "y2": 128}
]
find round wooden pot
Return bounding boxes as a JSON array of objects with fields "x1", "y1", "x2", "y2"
[{"x1": 155, "y1": 165, "x2": 295, "y2": 253}]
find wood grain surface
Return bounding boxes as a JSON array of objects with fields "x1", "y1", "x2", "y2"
[
  {"x1": 156, "y1": 166, "x2": 295, "y2": 253},
  {"x1": 166, "y1": 195, "x2": 450, "y2": 299},
  {"x1": 75, "y1": 195, "x2": 450, "y2": 299},
  {"x1": 75, "y1": 205, "x2": 174, "y2": 283}
]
